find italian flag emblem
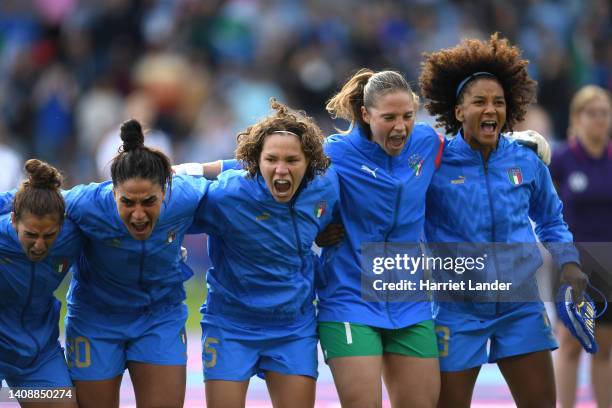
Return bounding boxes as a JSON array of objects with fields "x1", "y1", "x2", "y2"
[
  {"x1": 57, "y1": 259, "x2": 69, "y2": 273},
  {"x1": 413, "y1": 160, "x2": 424, "y2": 177},
  {"x1": 508, "y1": 168, "x2": 523, "y2": 185},
  {"x1": 315, "y1": 201, "x2": 327, "y2": 218}
]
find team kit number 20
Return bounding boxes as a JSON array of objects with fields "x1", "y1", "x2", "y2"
[{"x1": 66, "y1": 336, "x2": 91, "y2": 368}]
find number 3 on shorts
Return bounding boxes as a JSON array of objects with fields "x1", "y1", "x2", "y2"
[
  {"x1": 435, "y1": 325, "x2": 450, "y2": 357},
  {"x1": 204, "y1": 337, "x2": 219, "y2": 368}
]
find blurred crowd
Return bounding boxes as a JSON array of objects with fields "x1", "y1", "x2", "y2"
[{"x1": 0, "y1": 0, "x2": 610, "y2": 188}]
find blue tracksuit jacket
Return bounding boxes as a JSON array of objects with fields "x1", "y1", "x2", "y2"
[
  {"x1": 0, "y1": 215, "x2": 83, "y2": 371},
  {"x1": 425, "y1": 133, "x2": 579, "y2": 316},
  {"x1": 193, "y1": 169, "x2": 339, "y2": 325},
  {"x1": 317, "y1": 123, "x2": 444, "y2": 329},
  {"x1": 64, "y1": 175, "x2": 209, "y2": 311}
]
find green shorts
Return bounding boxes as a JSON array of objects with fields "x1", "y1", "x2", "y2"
[{"x1": 318, "y1": 320, "x2": 439, "y2": 362}]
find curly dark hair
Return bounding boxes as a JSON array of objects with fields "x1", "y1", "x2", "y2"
[
  {"x1": 419, "y1": 33, "x2": 536, "y2": 135},
  {"x1": 235, "y1": 99, "x2": 330, "y2": 183}
]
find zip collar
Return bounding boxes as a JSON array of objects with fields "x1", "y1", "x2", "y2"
[
  {"x1": 346, "y1": 125, "x2": 412, "y2": 169},
  {"x1": 450, "y1": 130, "x2": 509, "y2": 163},
  {"x1": 253, "y1": 173, "x2": 306, "y2": 207}
]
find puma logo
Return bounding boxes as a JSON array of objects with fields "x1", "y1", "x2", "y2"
[
  {"x1": 451, "y1": 176, "x2": 465, "y2": 184},
  {"x1": 361, "y1": 165, "x2": 378, "y2": 178}
]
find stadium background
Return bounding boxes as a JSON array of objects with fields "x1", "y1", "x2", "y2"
[{"x1": 0, "y1": 0, "x2": 609, "y2": 406}]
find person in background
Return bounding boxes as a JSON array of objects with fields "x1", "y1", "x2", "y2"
[{"x1": 551, "y1": 85, "x2": 612, "y2": 408}]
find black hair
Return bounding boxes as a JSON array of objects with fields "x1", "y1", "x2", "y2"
[
  {"x1": 110, "y1": 119, "x2": 173, "y2": 193},
  {"x1": 420, "y1": 33, "x2": 536, "y2": 134}
]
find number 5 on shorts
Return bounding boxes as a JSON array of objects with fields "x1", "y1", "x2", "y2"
[
  {"x1": 204, "y1": 337, "x2": 219, "y2": 368},
  {"x1": 435, "y1": 325, "x2": 450, "y2": 357}
]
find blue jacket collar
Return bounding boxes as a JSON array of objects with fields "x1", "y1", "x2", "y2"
[
  {"x1": 450, "y1": 130, "x2": 508, "y2": 161},
  {"x1": 253, "y1": 173, "x2": 300, "y2": 207},
  {"x1": 253, "y1": 173, "x2": 273, "y2": 202},
  {"x1": 346, "y1": 125, "x2": 413, "y2": 168}
]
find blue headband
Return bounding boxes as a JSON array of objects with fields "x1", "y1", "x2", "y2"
[{"x1": 455, "y1": 72, "x2": 498, "y2": 98}]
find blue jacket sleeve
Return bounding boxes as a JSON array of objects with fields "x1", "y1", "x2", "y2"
[
  {"x1": 174, "y1": 174, "x2": 210, "y2": 199},
  {"x1": 63, "y1": 184, "x2": 98, "y2": 222},
  {"x1": 323, "y1": 134, "x2": 349, "y2": 164},
  {"x1": 3, "y1": 185, "x2": 100, "y2": 220},
  {"x1": 325, "y1": 166, "x2": 342, "y2": 224},
  {"x1": 221, "y1": 159, "x2": 244, "y2": 172},
  {"x1": 191, "y1": 180, "x2": 227, "y2": 236},
  {"x1": 528, "y1": 158, "x2": 579, "y2": 269},
  {"x1": 0, "y1": 190, "x2": 16, "y2": 214}
]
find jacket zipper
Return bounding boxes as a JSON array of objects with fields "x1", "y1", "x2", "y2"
[
  {"x1": 482, "y1": 158, "x2": 496, "y2": 242},
  {"x1": 482, "y1": 155, "x2": 501, "y2": 313},
  {"x1": 22, "y1": 263, "x2": 41, "y2": 365},
  {"x1": 289, "y1": 200, "x2": 304, "y2": 269},
  {"x1": 384, "y1": 184, "x2": 403, "y2": 242},
  {"x1": 383, "y1": 157, "x2": 402, "y2": 326},
  {"x1": 139, "y1": 241, "x2": 151, "y2": 308}
]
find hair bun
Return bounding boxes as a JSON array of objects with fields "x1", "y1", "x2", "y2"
[
  {"x1": 120, "y1": 119, "x2": 145, "y2": 152},
  {"x1": 24, "y1": 159, "x2": 62, "y2": 189}
]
